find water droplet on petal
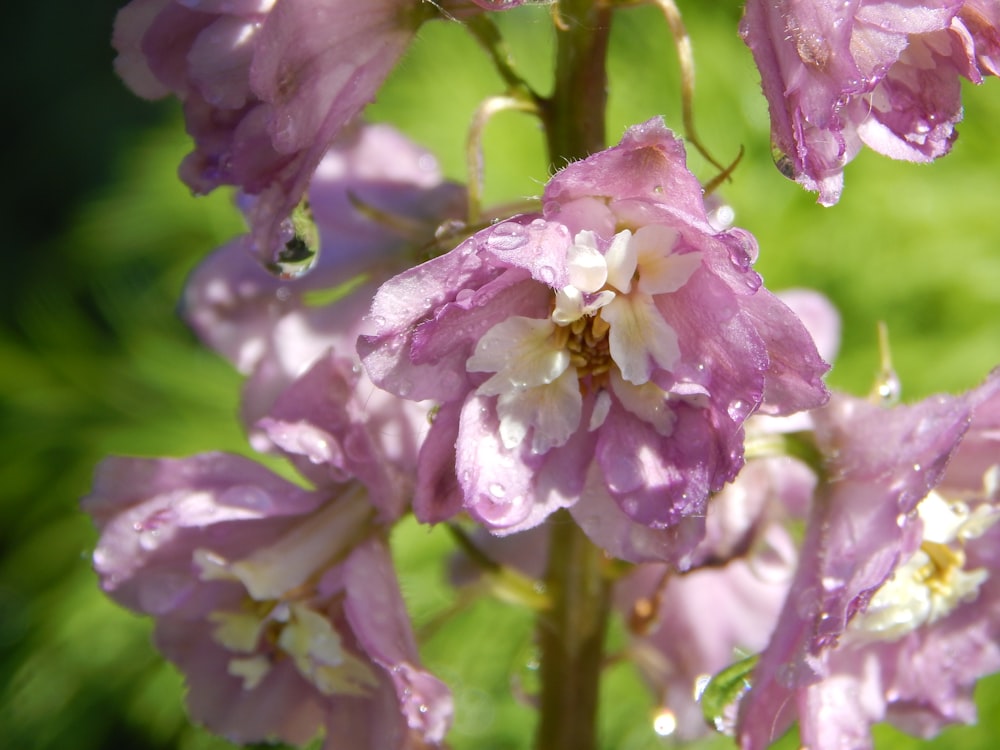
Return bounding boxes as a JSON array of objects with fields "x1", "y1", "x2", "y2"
[
  {"x1": 821, "y1": 576, "x2": 843, "y2": 592},
  {"x1": 266, "y1": 199, "x2": 320, "y2": 279},
  {"x1": 727, "y1": 399, "x2": 748, "y2": 422},
  {"x1": 486, "y1": 222, "x2": 528, "y2": 251},
  {"x1": 488, "y1": 482, "x2": 506, "y2": 499},
  {"x1": 771, "y1": 144, "x2": 796, "y2": 180},
  {"x1": 219, "y1": 485, "x2": 274, "y2": 511},
  {"x1": 138, "y1": 528, "x2": 161, "y2": 551},
  {"x1": 537, "y1": 265, "x2": 555, "y2": 284},
  {"x1": 605, "y1": 455, "x2": 646, "y2": 494},
  {"x1": 795, "y1": 586, "x2": 820, "y2": 619}
]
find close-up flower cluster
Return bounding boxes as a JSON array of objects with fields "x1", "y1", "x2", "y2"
[{"x1": 7, "y1": 1, "x2": 1000, "y2": 750}]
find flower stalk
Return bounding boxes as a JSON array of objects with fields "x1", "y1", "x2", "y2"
[
  {"x1": 535, "y1": 512, "x2": 613, "y2": 750},
  {"x1": 533, "y1": 5, "x2": 614, "y2": 746},
  {"x1": 542, "y1": 0, "x2": 613, "y2": 163}
]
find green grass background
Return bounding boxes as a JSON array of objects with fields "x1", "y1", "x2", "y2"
[{"x1": 3, "y1": 2, "x2": 1000, "y2": 749}]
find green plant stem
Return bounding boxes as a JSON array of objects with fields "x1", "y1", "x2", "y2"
[
  {"x1": 542, "y1": 0, "x2": 613, "y2": 163},
  {"x1": 534, "y1": 513, "x2": 612, "y2": 750},
  {"x1": 533, "y1": 6, "x2": 613, "y2": 749}
]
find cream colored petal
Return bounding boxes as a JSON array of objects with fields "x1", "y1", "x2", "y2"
[
  {"x1": 469, "y1": 317, "x2": 569, "y2": 394},
  {"x1": 633, "y1": 224, "x2": 700, "y2": 295},
  {"x1": 609, "y1": 370, "x2": 676, "y2": 436},
  {"x1": 496, "y1": 366, "x2": 582, "y2": 453},
  {"x1": 567, "y1": 230, "x2": 609, "y2": 293},
  {"x1": 210, "y1": 610, "x2": 267, "y2": 653},
  {"x1": 603, "y1": 294, "x2": 681, "y2": 384},
  {"x1": 604, "y1": 229, "x2": 636, "y2": 293}
]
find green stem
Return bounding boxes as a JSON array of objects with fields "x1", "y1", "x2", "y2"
[
  {"x1": 534, "y1": 513, "x2": 612, "y2": 750},
  {"x1": 542, "y1": 0, "x2": 613, "y2": 163},
  {"x1": 533, "y1": 6, "x2": 614, "y2": 749}
]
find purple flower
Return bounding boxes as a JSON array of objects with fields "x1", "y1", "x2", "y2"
[
  {"x1": 83, "y1": 356, "x2": 451, "y2": 749},
  {"x1": 741, "y1": 0, "x2": 1000, "y2": 204},
  {"x1": 359, "y1": 118, "x2": 828, "y2": 558},
  {"x1": 737, "y1": 370, "x2": 1000, "y2": 750},
  {"x1": 112, "y1": 0, "x2": 479, "y2": 268},
  {"x1": 619, "y1": 451, "x2": 813, "y2": 738},
  {"x1": 184, "y1": 123, "x2": 463, "y2": 431}
]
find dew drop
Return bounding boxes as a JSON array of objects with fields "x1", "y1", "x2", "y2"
[
  {"x1": 727, "y1": 399, "x2": 748, "y2": 421},
  {"x1": 604, "y1": 455, "x2": 645, "y2": 494},
  {"x1": 652, "y1": 707, "x2": 677, "y2": 736},
  {"x1": 537, "y1": 265, "x2": 555, "y2": 284},
  {"x1": 728, "y1": 245, "x2": 753, "y2": 272},
  {"x1": 265, "y1": 199, "x2": 320, "y2": 279},
  {"x1": 771, "y1": 144, "x2": 796, "y2": 180},
  {"x1": 272, "y1": 113, "x2": 297, "y2": 151},
  {"x1": 138, "y1": 528, "x2": 160, "y2": 551},
  {"x1": 795, "y1": 586, "x2": 820, "y2": 619},
  {"x1": 875, "y1": 370, "x2": 902, "y2": 405},
  {"x1": 488, "y1": 482, "x2": 507, "y2": 499},
  {"x1": 435, "y1": 218, "x2": 465, "y2": 240},
  {"x1": 821, "y1": 575, "x2": 843, "y2": 592},
  {"x1": 776, "y1": 662, "x2": 798, "y2": 688},
  {"x1": 486, "y1": 222, "x2": 528, "y2": 251},
  {"x1": 418, "y1": 154, "x2": 437, "y2": 173},
  {"x1": 219, "y1": 485, "x2": 274, "y2": 511}
]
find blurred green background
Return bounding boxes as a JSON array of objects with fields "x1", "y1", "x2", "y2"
[{"x1": 3, "y1": 2, "x2": 1000, "y2": 749}]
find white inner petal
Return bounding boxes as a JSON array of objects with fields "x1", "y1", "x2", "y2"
[
  {"x1": 567, "y1": 230, "x2": 610, "y2": 293},
  {"x1": 610, "y1": 371, "x2": 676, "y2": 436},
  {"x1": 495, "y1": 366, "x2": 583, "y2": 453},
  {"x1": 604, "y1": 229, "x2": 637, "y2": 293},
  {"x1": 603, "y1": 294, "x2": 681, "y2": 384},
  {"x1": 231, "y1": 488, "x2": 371, "y2": 600},
  {"x1": 631, "y1": 224, "x2": 700, "y2": 294},
  {"x1": 469, "y1": 316, "x2": 570, "y2": 393}
]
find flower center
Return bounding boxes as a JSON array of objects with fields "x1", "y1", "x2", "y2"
[
  {"x1": 209, "y1": 596, "x2": 379, "y2": 696},
  {"x1": 850, "y1": 489, "x2": 999, "y2": 641},
  {"x1": 553, "y1": 309, "x2": 612, "y2": 385}
]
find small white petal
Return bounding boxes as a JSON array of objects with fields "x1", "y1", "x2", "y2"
[
  {"x1": 469, "y1": 317, "x2": 570, "y2": 393},
  {"x1": 552, "y1": 287, "x2": 585, "y2": 324},
  {"x1": 632, "y1": 224, "x2": 700, "y2": 294},
  {"x1": 603, "y1": 294, "x2": 681, "y2": 384},
  {"x1": 567, "y1": 231, "x2": 608, "y2": 292},
  {"x1": 589, "y1": 390, "x2": 612, "y2": 431},
  {"x1": 604, "y1": 229, "x2": 637, "y2": 293},
  {"x1": 496, "y1": 367, "x2": 583, "y2": 453},
  {"x1": 610, "y1": 371, "x2": 676, "y2": 436}
]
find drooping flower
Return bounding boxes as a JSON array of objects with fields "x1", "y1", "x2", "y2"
[
  {"x1": 184, "y1": 122, "x2": 464, "y2": 432},
  {"x1": 83, "y1": 355, "x2": 450, "y2": 749},
  {"x1": 741, "y1": 0, "x2": 1000, "y2": 205},
  {"x1": 112, "y1": 0, "x2": 494, "y2": 270},
  {"x1": 736, "y1": 369, "x2": 1000, "y2": 750},
  {"x1": 619, "y1": 451, "x2": 813, "y2": 739},
  {"x1": 359, "y1": 118, "x2": 829, "y2": 562}
]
